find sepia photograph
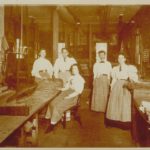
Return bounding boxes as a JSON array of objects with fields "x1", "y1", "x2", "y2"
[{"x1": 0, "y1": 0, "x2": 150, "y2": 148}]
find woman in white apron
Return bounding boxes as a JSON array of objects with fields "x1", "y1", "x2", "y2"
[
  {"x1": 91, "y1": 50, "x2": 112, "y2": 112},
  {"x1": 105, "y1": 53, "x2": 138, "y2": 129}
]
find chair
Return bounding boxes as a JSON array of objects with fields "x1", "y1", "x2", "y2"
[{"x1": 61, "y1": 94, "x2": 82, "y2": 129}]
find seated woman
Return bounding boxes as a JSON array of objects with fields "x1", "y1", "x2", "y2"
[
  {"x1": 105, "y1": 53, "x2": 138, "y2": 129},
  {"x1": 45, "y1": 64, "x2": 85, "y2": 133},
  {"x1": 53, "y1": 48, "x2": 77, "y2": 87},
  {"x1": 31, "y1": 49, "x2": 53, "y2": 82}
]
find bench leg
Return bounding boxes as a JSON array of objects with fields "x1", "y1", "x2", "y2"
[
  {"x1": 75, "y1": 115, "x2": 82, "y2": 126},
  {"x1": 18, "y1": 127, "x2": 26, "y2": 146},
  {"x1": 62, "y1": 109, "x2": 82, "y2": 129},
  {"x1": 31, "y1": 113, "x2": 39, "y2": 146},
  {"x1": 73, "y1": 110, "x2": 82, "y2": 127},
  {"x1": 62, "y1": 112, "x2": 66, "y2": 129},
  {"x1": 23, "y1": 114, "x2": 39, "y2": 147}
]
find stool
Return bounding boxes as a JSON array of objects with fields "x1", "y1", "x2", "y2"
[{"x1": 62, "y1": 95, "x2": 82, "y2": 128}]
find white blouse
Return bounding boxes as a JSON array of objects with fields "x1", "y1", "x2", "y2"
[
  {"x1": 53, "y1": 56, "x2": 77, "y2": 78},
  {"x1": 66, "y1": 74, "x2": 85, "y2": 94},
  {"x1": 110, "y1": 64, "x2": 138, "y2": 89},
  {"x1": 31, "y1": 57, "x2": 53, "y2": 78},
  {"x1": 93, "y1": 61, "x2": 112, "y2": 79},
  {"x1": 128, "y1": 65, "x2": 138, "y2": 82},
  {"x1": 111, "y1": 64, "x2": 138, "y2": 81}
]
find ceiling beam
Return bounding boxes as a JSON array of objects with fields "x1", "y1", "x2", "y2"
[{"x1": 56, "y1": 6, "x2": 76, "y2": 24}]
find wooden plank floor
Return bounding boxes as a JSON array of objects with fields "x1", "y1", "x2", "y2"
[{"x1": 38, "y1": 89, "x2": 136, "y2": 148}]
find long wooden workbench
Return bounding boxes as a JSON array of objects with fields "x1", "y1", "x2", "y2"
[
  {"x1": 131, "y1": 81, "x2": 150, "y2": 147},
  {"x1": 0, "y1": 79, "x2": 62, "y2": 146}
]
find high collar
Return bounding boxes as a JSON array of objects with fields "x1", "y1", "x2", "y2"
[
  {"x1": 99, "y1": 60, "x2": 106, "y2": 63},
  {"x1": 61, "y1": 56, "x2": 69, "y2": 61},
  {"x1": 72, "y1": 73, "x2": 80, "y2": 77},
  {"x1": 39, "y1": 56, "x2": 45, "y2": 58}
]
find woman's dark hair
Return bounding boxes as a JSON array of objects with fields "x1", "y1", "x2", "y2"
[
  {"x1": 61, "y1": 47, "x2": 68, "y2": 53},
  {"x1": 98, "y1": 50, "x2": 106, "y2": 55},
  {"x1": 61, "y1": 47, "x2": 73, "y2": 57},
  {"x1": 118, "y1": 51, "x2": 130, "y2": 64},
  {"x1": 118, "y1": 51, "x2": 128, "y2": 58},
  {"x1": 70, "y1": 63, "x2": 80, "y2": 74},
  {"x1": 39, "y1": 49, "x2": 46, "y2": 56}
]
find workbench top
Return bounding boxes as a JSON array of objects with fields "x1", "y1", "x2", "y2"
[{"x1": 0, "y1": 79, "x2": 62, "y2": 144}]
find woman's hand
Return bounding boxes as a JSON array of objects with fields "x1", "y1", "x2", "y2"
[
  {"x1": 57, "y1": 87, "x2": 67, "y2": 91},
  {"x1": 110, "y1": 84, "x2": 113, "y2": 91},
  {"x1": 64, "y1": 95, "x2": 71, "y2": 99},
  {"x1": 110, "y1": 83, "x2": 114, "y2": 91},
  {"x1": 57, "y1": 87, "x2": 63, "y2": 91},
  {"x1": 64, "y1": 91, "x2": 79, "y2": 99},
  {"x1": 110, "y1": 79, "x2": 116, "y2": 91}
]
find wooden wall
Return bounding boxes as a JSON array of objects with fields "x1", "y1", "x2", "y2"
[{"x1": 119, "y1": 6, "x2": 150, "y2": 78}]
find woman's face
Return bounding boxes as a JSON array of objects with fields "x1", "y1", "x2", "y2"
[
  {"x1": 98, "y1": 52, "x2": 105, "y2": 60},
  {"x1": 62, "y1": 49, "x2": 69, "y2": 58},
  {"x1": 40, "y1": 50, "x2": 46, "y2": 58},
  {"x1": 118, "y1": 54, "x2": 126, "y2": 64},
  {"x1": 72, "y1": 66, "x2": 79, "y2": 75}
]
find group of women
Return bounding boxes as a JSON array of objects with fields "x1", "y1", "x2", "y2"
[
  {"x1": 31, "y1": 47, "x2": 138, "y2": 133},
  {"x1": 91, "y1": 50, "x2": 138, "y2": 129},
  {"x1": 31, "y1": 48, "x2": 85, "y2": 133}
]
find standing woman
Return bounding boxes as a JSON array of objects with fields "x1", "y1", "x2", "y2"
[
  {"x1": 105, "y1": 53, "x2": 138, "y2": 129},
  {"x1": 91, "y1": 50, "x2": 112, "y2": 112}
]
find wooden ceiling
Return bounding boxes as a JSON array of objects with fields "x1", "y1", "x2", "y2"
[
  {"x1": 27, "y1": 5, "x2": 141, "y2": 33},
  {"x1": 27, "y1": 6, "x2": 54, "y2": 31}
]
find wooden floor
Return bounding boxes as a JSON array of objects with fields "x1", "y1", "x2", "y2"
[{"x1": 37, "y1": 89, "x2": 136, "y2": 148}]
